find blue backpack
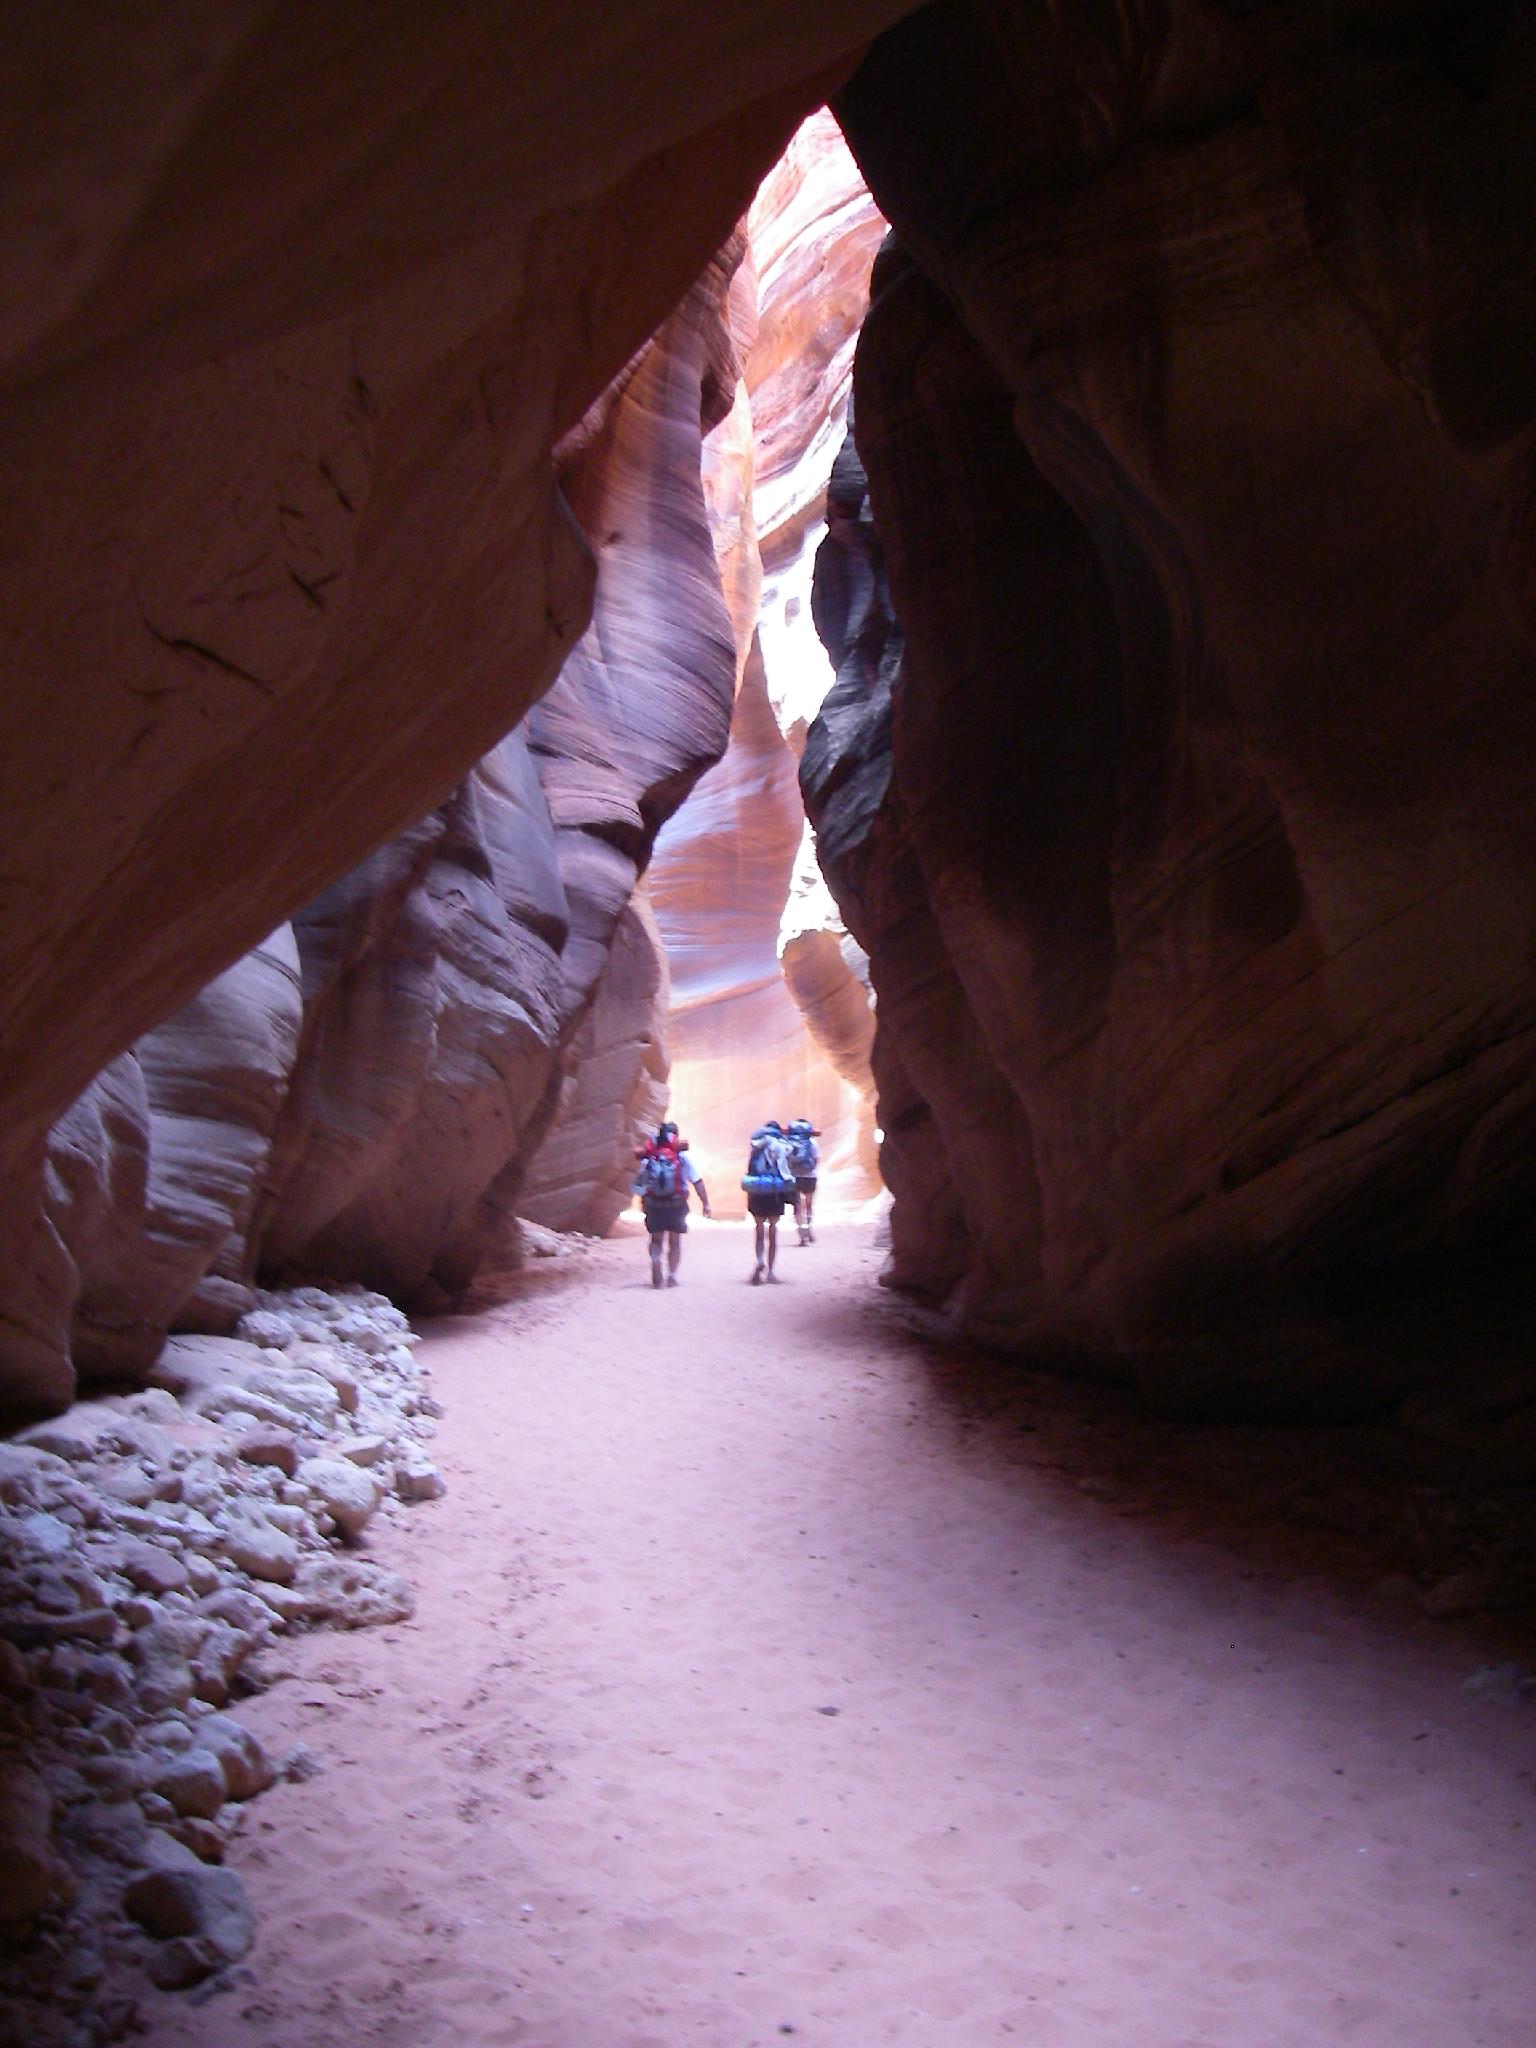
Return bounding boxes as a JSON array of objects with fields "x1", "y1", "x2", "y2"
[
  {"x1": 741, "y1": 1130, "x2": 795, "y2": 1195},
  {"x1": 638, "y1": 1145, "x2": 684, "y2": 1200},
  {"x1": 786, "y1": 1120, "x2": 819, "y2": 1176}
]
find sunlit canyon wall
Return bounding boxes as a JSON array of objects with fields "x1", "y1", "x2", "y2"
[{"x1": 650, "y1": 114, "x2": 885, "y2": 1213}]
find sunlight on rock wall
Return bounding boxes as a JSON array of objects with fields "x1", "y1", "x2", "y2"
[{"x1": 649, "y1": 112, "x2": 885, "y2": 1215}]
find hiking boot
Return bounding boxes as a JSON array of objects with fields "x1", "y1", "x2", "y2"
[
  {"x1": 751, "y1": 1264, "x2": 765, "y2": 1285},
  {"x1": 651, "y1": 1263, "x2": 664, "y2": 1290},
  {"x1": 666, "y1": 1274, "x2": 680, "y2": 1288}
]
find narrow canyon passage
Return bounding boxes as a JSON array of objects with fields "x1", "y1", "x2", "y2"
[{"x1": 138, "y1": 1225, "x2": 1532, "y2": 2048}]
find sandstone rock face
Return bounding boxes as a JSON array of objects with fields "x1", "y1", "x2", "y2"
[
  {"x1": 649, "y1": 113, "x2": 884, "y2": 1211},
  {"x1": 812, "y1": 2, "x2": 1536, "y2": 1421},
  {"x1": 778, "y1": 836, "x2": 878, "y2": 1121},
  {"x1": 0, "y1": 4, "x2": 918, "y2": 1414},
  {"x1": 0, "y1": 936, "x2": 305, "y2": 1415},
  {"x1": 652, "y1": 638, "x2": 870, "y2": 1210},
  {"x1": 0, "y1": 4, "x2": 908, "y2": 1146},
  {"x1": 252, "y1": 731, "x2": 570, "y2": 1302},
  {"x1": 748, "y1": 110, "x2": 887, "y2": 754},
  {"x1": 518, "y1": 889, "x2": 671, "y2": 1238},
  {"x1": 511, "y1": 246, "x2": 748, "y2": 1231},
  {"x1": 7, "y1": 0, "x2": 1528, "y2": 1446},
  {"x1": 2, "y1": 241, "x2": 755, "y2": 1411},
  {"x1": 141, "y1": 936, "x2": 305, "y2": 1337}
]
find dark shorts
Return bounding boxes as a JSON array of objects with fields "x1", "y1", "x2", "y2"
[
  {"x1": 747, "y1": 1191, "x2": 788, "y2": 1221},
  {"x1": 794, "y1": 1176, "x2": 818, "y2": 1197},
  {"x1": 643, "y1": 1198, "x2": 688, "y2": 1236}
]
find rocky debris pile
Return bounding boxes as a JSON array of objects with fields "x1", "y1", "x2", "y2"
[
  {"x1": 456, "y1": 1216, "x2": 600, "y2": 1308},
  {"x1": 515, "y1": 1220, "x2": 597, "y2": 1263},
  {"x1": 0, "y1": 1286, "x2": 444, "y2": 2038}
]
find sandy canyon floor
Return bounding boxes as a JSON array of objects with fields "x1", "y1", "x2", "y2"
[{"x1": 132, "y1": 1220, "x2": 1534, "y2": 2046}]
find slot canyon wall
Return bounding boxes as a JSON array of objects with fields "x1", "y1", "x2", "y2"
[
  {"x1": 650, "y1": 113, "x2": 884, "y2": 1211},
  {"x1": 804, "y1": 0, "x2": 1536, "y2": 1450},
  {"x1": 2, "y1": 248, "x2": 754, "y2": 1420},
  {"x1": 0, "y1": 6, "x2": 930, "y2": 1422},
  {"x1": 0, "y1": 101, "x2": 896, "y2": 1415},
  {"x1": 2, "y1": 0, "x2": 1534, "y2": 1452}
]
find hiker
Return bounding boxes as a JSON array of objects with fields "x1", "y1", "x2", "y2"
[
  {"x1": 633, "y1": 1120, "x2": 710, "y2": 1289},
  {"x1": 741, "y1": 1120, "x2": 797, "y2": 1285},
  {"x1": 785, "y1": 1117, "x2": 821, "y2": 1245}
]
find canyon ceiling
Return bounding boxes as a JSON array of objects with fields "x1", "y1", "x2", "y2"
[{"x1": 3, "y1": 1, "x2": 1534, "y2": 1456}]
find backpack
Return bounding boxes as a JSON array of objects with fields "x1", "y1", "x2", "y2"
[
  {"x1": 637, "y1": 1143, "x2": 685, "y2": 1201},
  {"x1": 741, "y1": 1129, "x2": 795, "y2": 1195},
  {"x1": 785, "y1": 1119, "x2": 819, "y2": 1176}
]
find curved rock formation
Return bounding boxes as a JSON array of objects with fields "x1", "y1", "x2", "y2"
[
  {"x1": 810, "y1": 2, "x2": 1536, "y2": 1425},
  {"x1": 6, "y1": 0, "x2": 1535, "y2": 1451},
  {"x1": 0, "y1": 4, "x2": 916, "y2": 1411},
  {"x1": 649, "y1": 112, "x2": 884, "y2": 1210},
  {"x1": 2, "y1": 234, "x2": 757, "y2": 1413},
  {"x1": 748, "y1": 110, "x2": 887, "y2": 754},
  {"x1": 651, "y1": 634, "x2": 872, "y2": 1209},
  {"x1": 252, "y1": 734, "x2": 569, "y2": 1301},
  {"x1": 778, "y1": 855, "x2": 877, "y2": 1113},
  {"x1": 517, "y1": 889, "x2": 672, "y2": 1239},
  {"x1": 34, "y1": 938, "x2": 303, "y2": 1399},
  {"x1": 257, "y1": 243, "x2": 749, "y2": 1300},
  {"x1": 0, "y1": 6, "x2": 909, "y2": 1141}
]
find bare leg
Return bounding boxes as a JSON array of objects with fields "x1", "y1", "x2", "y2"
[
  {"x1": 765, "y1": 1215, "x2": 780, "y2": 1279},
  {"x1": 753, "y1": 1218, "x2": 767, "y2": 1282},
  {"x1": 804, "y1": 1189, "x2": 815, "y2": 1244},
  {"x1": 667, "y1": 1231, "x2": 682, "y2": 1284},
  {"x1": 649, "y1": 1234, "x2": 664, "y2": 1288}
]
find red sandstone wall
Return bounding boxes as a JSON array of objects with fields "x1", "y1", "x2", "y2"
[
  {"x1": 807, "y1": 0, "x2": 1536, "y2": 1427},
  {"x1": 648, "y1": 112, "x2": 884, "y2": 1213},
  {"x1": 1, "y1": 232, "x2": 765, "y2": 1412},
  {"x1": 0, "y1": 3, "x2": 916, "y2": 1414},
  {"x1": 5, "y1": 3, "x2": 1534, "y2": 1450}
]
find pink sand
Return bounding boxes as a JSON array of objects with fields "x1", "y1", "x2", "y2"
[{"x1": 139, "y1": 1222, "x2": 1535, "y2": 2045}]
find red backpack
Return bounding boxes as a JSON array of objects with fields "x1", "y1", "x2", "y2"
[{"x1": 637, "y1": 1138, "x2": 686, "y2": 1201}]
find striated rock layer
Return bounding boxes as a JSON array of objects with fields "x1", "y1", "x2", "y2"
[
  {"x1": 4, "y1": 241, "x2": 755, "y2": 1415},
  {"x1": 0, "y1": 3, "x2": 911, "y2": 1148},
  {"x1": 808, "y1": 1, "x2": 1536, "y2": 1432},
  {"x1": 8, "y1": 0, "x2": 1535, "y2": 1451},
  {"x1": 517, "y1": 889, "x2": 672, "y2": 1239},
  {"x1": 650, "y1": 112, "x2": 884, "y2": 1211},
  {"x1": 0, "y1": 3, "x2": 919, "y2": 1416},
  {"x1": 651, "y1": 638, "x2": 872, "y2": 1211}
]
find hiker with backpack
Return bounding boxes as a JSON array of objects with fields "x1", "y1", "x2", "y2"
[
  {"x1": 741, "y1": 1120, "x2": 797, "y2": 1285},
  {"x1": 632, "y1": 1120, "x2": 711, "y2": 1289},
  {"x1": 785, "y1": 1117, "x2": 821, "y2": 1245}
]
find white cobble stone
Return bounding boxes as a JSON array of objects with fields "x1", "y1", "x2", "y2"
[{"x1": 1, "y1": 1278, "x2": 443, "y2": 2026}]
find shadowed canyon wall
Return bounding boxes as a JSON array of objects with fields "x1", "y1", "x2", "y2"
[{"x1": 804, "y1": 0, "x2": 1536, "y2": 1442}]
